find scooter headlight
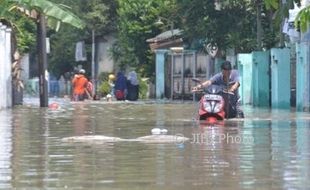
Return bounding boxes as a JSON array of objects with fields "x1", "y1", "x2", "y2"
[
  {"x1": 203, "y1": 102, "x2": 212, "y2": 113},
  {"x1": 203, "y1": 95, "x2": 224, "y2": 113},
  {"x1": 213, "y1": 101, "x2": 224, "y2": 113}
]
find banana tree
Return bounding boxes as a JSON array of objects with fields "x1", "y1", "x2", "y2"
[
  {"x1": 295, "y1": 5, "x2": 310, "y2": 33},
  {"x1": 263, "y1": 0, "x2": 301, "y2": 47},
  {"x1": 4, "y1": 0, "x2": 85, "y2": 107},
  {"x1": 9, "y1": 0, "x2": 85, "y2": 29}
]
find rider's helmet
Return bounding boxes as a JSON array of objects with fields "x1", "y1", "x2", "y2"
[
  {"x1": 108, "y1": 74, "x2": 115, "y2": 81},
  {"x1": 79, "y1": 69, "x2": 86, "y2": 74}
]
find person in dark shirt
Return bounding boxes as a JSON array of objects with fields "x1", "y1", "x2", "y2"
[
  {"x1": 114, "y1": 71, "x2": 127, "y2": 100},
  {"x1": 126, "y1": 71, "x2": 139, "y2": 101},
  {"x1": 192, "y1": 61, "x2": 244, "y2": 118}
]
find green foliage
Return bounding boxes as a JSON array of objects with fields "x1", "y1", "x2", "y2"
[
  {"x1": 264, "y1": 0, "x2": 279, "y2": 10},
  {"x1": 138, "y1": 77, "x2": 148, "y2": 99},
  {"x1": 14, "y1": 16, "x2": 36, "y2": 53},
  {"x1": 0, "y1": 0, "x2": 36, "y2": 54},
  {"x1": 9, "y1": 0, "x2": 86, "y2": 29},
  {"x1": 97, "y1": 71, "x2": 112, "y2": 96},
  {"x1": 295, "y1": 5, "x2": 310, "y2": 33},
  {"x1": 113, "y1": 0, "x2": 165, "y2": 75},
  {"x1": 71, "y1": 0, "x2": 118, "y2": 36},
  {"x1": 47, "y1": 0, "x2": 117, "y2": 77},
  {"x1": 48, "y1": 27, "x2": 84, "y2": 77},
  {"x1": 97, "y1": 72, "x2": 110, "y2": 83},
  {"x1": 177, "y1": 0, "x2": 259, "y2": 53},
  {"x1": 4, "y1": 0, "x2": 307, "y2": 83},
  {"x1": 98, "y1": 80, "x2": 111, "y2": 96},
  {"x1": 1, "y1": 0, "x2": 86, "y2": 64}
]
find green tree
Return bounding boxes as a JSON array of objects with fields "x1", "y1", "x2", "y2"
[
  {"x1": 1, "y1": 0, "x2": 85, "y2": 104},
  {"x1": 113, "y1": 0, "x2": 167, "y2": 77},
  {"x1": 176, "y1": 0, "x2": 258, "y2": 53},
  {"x1": 47, "y1": 0, "x2": 117, "y2": 77},
  {"x1": 0, "y1": 0, "x2": 36, "y2": 54},
  {"x1": 263, "y1": 0, "x2": 301, "y2": 47},
  {"x1": 294, "y1": 4, "x2": 310, "y2": 33}
]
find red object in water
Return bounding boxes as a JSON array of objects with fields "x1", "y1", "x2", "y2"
[
  {"x1": 49, "y1": 102, "x2": 59, "y2": 110},
  {"x1": 206, "y1": 117, "x2": 218, "y2": 124},
  {"x1": 115, "y1": 90, "x2": 125, "y2": 100}
]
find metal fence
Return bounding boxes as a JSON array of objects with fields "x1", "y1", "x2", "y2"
[
  {"x1": 25, "y1": 78, "x2": 72, "y2": 97},
  {"x1": 167, "y1": 51, "x2": 214, "y2": 100}
]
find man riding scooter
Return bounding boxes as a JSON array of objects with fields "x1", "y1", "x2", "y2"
[{"x1": 192, "y1": 61, "x2": 244, "y2": 118}]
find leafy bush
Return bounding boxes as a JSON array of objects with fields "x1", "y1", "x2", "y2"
[
  {"x1": 97, "y1": 72, "x2": 113, "y2": 96},
  {"x1": 139, "y1": 77, "x2": 148, "y2": 99},
  {"x1": 98, "y1": 81, "x2": 111, "y2": 96},
  {"x1": 98, "y1": 72, "x2": 110, "y2": 83}
]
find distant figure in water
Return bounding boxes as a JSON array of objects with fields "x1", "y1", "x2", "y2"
[
  {"x1": 72, "y1": 69, "x2": 88, "y2": 101},
  {"x1": 108, "y1": 73, "x2": 116, "y2": 98},
  {"x1": 49, "y1": 102, "x2": 60, "y2": 110},
  {"x1": 126, "y1": 71, "x2": 139, "y2": 101},
  {"x1": 114, "y1": 71, "x2": 127, "y2": 101}
]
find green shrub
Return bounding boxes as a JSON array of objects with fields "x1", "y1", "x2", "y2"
[
  {"x1": 98, "y1": 72, "x2": 109, "y2": 83},
  {"x1": 139, "y1": 77, "x2": 148, "y2": 99},
  {"x1": 98, "y1": 81, "x2": 111, "y2": 96}
]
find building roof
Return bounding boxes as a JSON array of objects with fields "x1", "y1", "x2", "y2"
[
  {"x1": 146, "y1": 29, "x2": 182, "y2": 43},
  {"x1": 146, "y1": 29, "x2": 183, "y2": 51}
]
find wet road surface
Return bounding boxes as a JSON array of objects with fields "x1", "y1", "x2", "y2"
[{"x1": 0, "y1": 98, "x2": 309, "y2": 189}]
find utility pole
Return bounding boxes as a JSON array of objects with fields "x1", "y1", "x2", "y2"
[
  {"x1": 37, "y1": 13, "x2": 48, "y2": 107},
  {"x1": 91, "y1": 29, "x2": 96, "y2": 95}
]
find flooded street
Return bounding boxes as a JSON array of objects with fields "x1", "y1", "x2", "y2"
[{"x1": 0, "y1": 99, "x2": 310, "y2": 189}]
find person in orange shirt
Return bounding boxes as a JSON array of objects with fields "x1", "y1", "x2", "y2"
[{"x1": 72, "y1": 69, "x2": 88, "y2": 101}]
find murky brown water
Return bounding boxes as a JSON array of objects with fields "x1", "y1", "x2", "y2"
[{"x1": 0, "y1": 99, "x2": 309, "y2": 189}]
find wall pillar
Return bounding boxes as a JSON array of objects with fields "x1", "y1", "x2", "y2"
[
  {"x1": 0, "y1": 23, "x2": 12, "y2": 109},
  {"x1": 252, "y1": 51, "x2": 270, "y2": 107},
  {"x1": 155, "y1": 49, "x2": 168, "y2": 99},
  {"x1": 5, "y1": 28, "x2": 12, "y2": 107},
  {"x1": 270, "y1": 48, "x2": 291, "y2": 109},
  {"x1": 0, "y1": 23, "x2": 6, "y2": 109},
  {"x1": 296, "y1": 42, "x2": 310, "y2": 111},
  {"x1": 237, "y1": 53, "x2": 252, "y2": 105}
]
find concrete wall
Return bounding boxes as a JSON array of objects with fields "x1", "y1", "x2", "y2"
[
  {"x1": 0, "y1": 23, "x2": 12, "y2": 109},
  {"x1": 21, "y1": 54, "x2": 30, "y2": 82},
  {"x1": 96, "y1": 35, "x2": 116, "y2": 74}
]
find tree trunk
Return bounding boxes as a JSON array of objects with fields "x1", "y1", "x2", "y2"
[
  {"x1": 37, "y1": 13, "x2": 48, "y2": 107},
  {"x1": 279, "y1": 1, "x2": 285, "y2": 47},
  {"x1": 256, "y1": 0, "x2": 262, "y2": 50}
]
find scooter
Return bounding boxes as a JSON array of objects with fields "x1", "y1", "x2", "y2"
[{"x1": 192, "y1": 78, "x2": 237, "y2": 123}]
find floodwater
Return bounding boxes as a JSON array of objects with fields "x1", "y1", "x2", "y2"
[{"x1": 0, "y1": 98, "x2": 310, "y2": 190}]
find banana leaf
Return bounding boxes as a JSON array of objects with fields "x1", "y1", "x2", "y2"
[{"x1": 9, "y1": 0, "x2": 85, "y2": 29}]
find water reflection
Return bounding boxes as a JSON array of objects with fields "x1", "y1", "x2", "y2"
[
  {"x1": 0, "y1": 110, "x2": 12, "y2": 189},
  {"x1": 72, "y1": 104, "x2": 93, "y2": 136},
  {"x1": 0, "y1": 102, "x2": 309, "y2": 189}
]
